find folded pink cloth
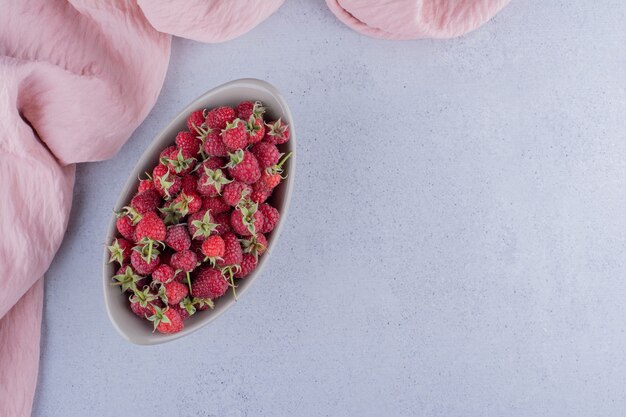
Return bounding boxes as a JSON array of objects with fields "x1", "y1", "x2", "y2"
[
  {"x1": 0, "y1": 1, "x2": 506, "y2": 415},
  {"x1": 326, "y1": 0, "x2": 510, "y2": 39}
]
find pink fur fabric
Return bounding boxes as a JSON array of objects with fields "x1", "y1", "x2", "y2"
[
  {"x1": 326, "y1": 0, "x2": 510, "y2": 39},
  {"x1": 0, "y1": 1, "x2": 506, "y2": 415}
]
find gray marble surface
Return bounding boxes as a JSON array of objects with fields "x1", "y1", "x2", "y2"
[{"x1": 33, "y1": 1, "x2": 626, "y2": 416}]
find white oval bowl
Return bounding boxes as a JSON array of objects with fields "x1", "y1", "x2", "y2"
[{"x1": 103, "y1": 79, "x2": 296, "y2": 345}]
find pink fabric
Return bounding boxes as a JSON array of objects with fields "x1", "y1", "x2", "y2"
[
  {"x1": 326, "y1": 0, "x2": 510, "y2": 39},
  {"x1": 0, "y1": 1, "x2": 506, "y2": 415}
]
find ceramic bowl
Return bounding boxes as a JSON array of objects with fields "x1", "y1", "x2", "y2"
[{"x1": 103, "y1": 79, "x2": 296, "y2": 345}]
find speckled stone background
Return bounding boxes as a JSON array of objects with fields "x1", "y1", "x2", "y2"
[{"x1": 32, "y1": 1, "x2": 626, "y2": 416}]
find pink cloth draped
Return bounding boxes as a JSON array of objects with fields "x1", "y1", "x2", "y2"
[
  {"x1": 326, "y1": 0, "x2": 510, "y2": 40},
  {"x1": 0, "y1": 1, "x2": 507, "y2": 415}
]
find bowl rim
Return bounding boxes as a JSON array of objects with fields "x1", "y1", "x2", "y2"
[{"x1": 102, "y1": 78, "x2": 296, "y2": 345}]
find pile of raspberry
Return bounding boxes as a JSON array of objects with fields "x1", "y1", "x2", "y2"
[{"x1": 107, "y1": 101, "x2": 291, "y2": 334}]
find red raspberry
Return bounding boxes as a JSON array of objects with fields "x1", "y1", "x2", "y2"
[
  {"x1": 236, "y1": 100, "x2": 265, "y2": 120},
  {"x1": 165, "y1": 225, "x2": 191, "y2": 251},
  {"x1": 116, "y1": 215, "x2": 136, "y2": 241},
  {"x1": 203, "y1": 132, "x2": 228, "y2": 157},
  {"x1": 227, "y1": 150, "x2": 261, "y2": 184},
  {"x1": 214, "y1": 212, "x2": 232, "y2": 235},
  {"x1": 235, "y1": 254, "x2": 257, "y2": 278},
  {"x1": 175, "y1": 131, "x2": 201, "y2": 155},
  {"x1": 192, "y1": 268, "x2": 229, "y2": 299},
  {"x1": 221, "y1": 119, "x2": 248, "y2": 151},
  {"x1": 187, "y1": 210, "x2": 218, "y2": 240},
  {"x1": 138, "y1": 179, "x2": 155, "y2": 193},
  {"x1": 148, "y1": 305, "x2": 184, "y2": 334},
  {"x1": 107, "y1": 238, "x2": 133, "y2": 265},
  {"x1": 187, "y1": 109, "x2": 206, "y2": 133},
  {"x1": 193, "y1": 297, "x2": 214, "y2": 311},
  {"x1": 162, "y1": 281, "x2": 188, "y2": 305},
  {"x1": 230, "y1": 206, "x2": 264, "y2": 237},
  {"x1": 241, "y1": 233, "x2": 267, "y2": 259},
  {"x1": 131, "y1": 189, "x2": 161, "y2": 214},
  {"x1": 152, "y1": 264, "x2": 175, "y2": 283},
  {"x1": 180, "y1": 174, "x2": 197, "y2": 194},
  {"x1": 169, "y1": 304, "x2": 189, "y2": 320},
  {"x1": 206, "y1": 106, "x2": 235, "y2": 130},
  {"x1": 159, "y1": 146, "x2": 177, "y2": 162},
  {"x1": 135, "y1": 212, "x2": 166, "y2": 242},
  {"x1": 113, "y1": 265, "x2": 142, "y2": 293},
  {"x1": 163, "y1": 147, "x2": 196, "y2": 176},
  {"x1": 250, "y1": 188, "x2": 272, "y2": 204},
  {"x1": 131, "y1": 250, "x2": 160, "y2": 275},
  {"x1": 253, "y1": 171, "x2": 281, "y2": 192},
  {"x1": 264, "y1": 119, "x2": 290, "y2": 144},
  {"x1": 154, "y1": 171, "x2": 182, "y2": 200},
  {"x1": 202, "y1": 196, "x2": 230, "y2": 214},
  {"x1": 201, "y1": 235, "x2": 225, "y2": 259},
  {"x1": 172, "y1": 191, "x2": 202, "y2": 216},
  {"x1": 129, "y1": 286, "x2": 158, "y2": 318},
  {"x1": 222, "y1": 181, "x2": 252, "y2": 206},
  {"x1": 258, "y1": 203, "x2": 279, "y2": 234},
  {"x1": 245, "y1": 116, "x2": 265, "y2": 144},
  {"x1": 217, "y1": 232, "x2": 243, "y2": 267},
  {"x1": 197, "y1": 156, "x2": 226, "y2": 174},
  {"x1": 170, "y1": 249, "x2": 198, "y2": 272},
  {"x1": 250, "y1": 142, "x2": 280, "y2": 169},
  {"x1": 197, "y1": 168, "x2": 231, "y2": 197}
]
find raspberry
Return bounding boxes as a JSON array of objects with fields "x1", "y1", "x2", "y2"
[
  {"x1": 162, "y1": 281, "x2": 189, "y2": 305},
  {"x1": 148, "y1": 305, "x2": 184, "y2": 334},
  {"x1": 222, "y1": 181, "x2": 252, "y2": 206},
  {"x1": 245, "y1": 116, "x2": 265, "y2": 145},
  {"x1": 163, "y1": 147, "x2": 196, "y2": 176},
  {"x1": 152, "y1": 264, "x2": 175, "y2": 283},
  {"x1": 253, "y1": 171, "x2": 281, "y2": 192},
  {"x1": 250, "y1": 142, "x2": 280, "y2": 169},
  {"x1": 201, "y1": 235, "x2": 225, "y2": 260},
  {"x1": 107, "y1": 238, "x2": 132, "y2": 265},
  {"x1": 116, "y1": 215, "x2": 136, "y2": 241},
  {"x1": 187, "y1": 109, "x2": 206, "y2": 133},
  {"x1": 197, "y1": 168, "x2": 231, "y2": 197},
  {"x1": 221, "y1": 119, "x2": 248, "y2": 151},
  {"x1": 197, "y1": 156, "x2": 226, "y2": 172},
  {"x1": 131, "y1": 189, "x2": 161, "y2": 214},
  {"x1": 192, "y1": 267, "x2": 229, "y2": 299},
  {"x1": 241, "y1": 233, "x2": 267, "y2": 259},
  {"x1": 202, "y1": 196, "x2": 230, "y2": 214},
  {"x1": 175, "y1": 131, "x2": 201, "y2": 155},
  {"x1": 180, "y1": 174, "x2": 197, "y2": 194},
  {"x1": 235, "y1": 254, "x2": 257, "y2": 278},
  {"x1": 203, "y1": 132, "x2": 228, "y2": 157},
  {"x1": 236, "y1": 100, "x2": 265, "y2": 120},
  {"x1": 165, "y1": 225, "x2": 191, "y2": 252},
  {"x1": 217, "y1": 232, "x2": 243, "y2": 267},
  {"x1": 129, "y1": 286, "x2": 158, "y2": 318},
  {"x1": 258, "y1": 203, "x2": 279, "y2": 234},
  {"x1": 187, "y1": 210, "x2": 218, "y2": 240},
  {"x1": 206, "y1": 106, "x2": 235, "y2": 130},
  {"x1": 250, "y1": 188, "x2": 272, "y2": 204},
  {"x1": 264, "y1": 119, "x2": 290, "y2": 145},
  {"x1": 214, "y1": 212, "x2": 232, "y2": 235},
  {"x1": 171, "y1": 191, "x2": 202, "y2": 216},
  {"x1": 138, "y1": 179, "x2": 155, "y2": 193},
  {"x1": 131, "y1": 249, "x2": 160, "y2": 275},
  {"x1": 226, "y1": 150, "x2": 261, "y2": 184},
  {"x1": 135, "y1": 212, "x2": 166, "y2": 242},
  {"x1": 170, "y1": 249, "x2": 198, "y2": 272},
  {"x1": 230, "y1": 204, "x2": 264, "y2": 236}
]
